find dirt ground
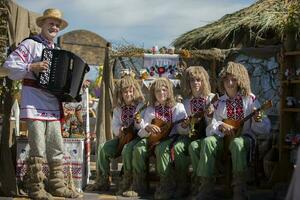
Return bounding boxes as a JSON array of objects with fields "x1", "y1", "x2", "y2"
[{"x1": 1, "y1": 159, "x2": 290, "y2": 200}]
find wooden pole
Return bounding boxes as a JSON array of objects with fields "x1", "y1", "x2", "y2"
[{"x1": 210, "y1": 59, "x2": 217, "y2": 93}]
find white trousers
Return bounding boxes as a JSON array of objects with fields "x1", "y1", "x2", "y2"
[{"x1": 27, "y1": 120, "x2": 64, "y2": 162}]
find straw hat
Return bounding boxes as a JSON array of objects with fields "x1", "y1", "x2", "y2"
[{"x1": 36, "y1": 8, "x2": 68, "y2": 30}]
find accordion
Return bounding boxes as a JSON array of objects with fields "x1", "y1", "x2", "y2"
[{"x1": 37, "y1": 48, "x2": 90, "y2": 102}]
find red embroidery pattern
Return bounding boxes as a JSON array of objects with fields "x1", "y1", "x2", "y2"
[
  {"x1": 226, "y1": 95, "x2": 244, "y2": 120},
  {"x1": 121, "y1": 105, "x2": 137, "y2": 126},
  {"x1": 190, "y1": 97, "x2": 206, "y2": 114},
  {"x1": 14, "y1": 44, "x2": 30, "y2": 63},
  {"x1": 36, "y1": 112, "x2": 59, "y2": 118},
  {"x1": 155, "y1": 105, "x2": 173, "y2": 122}
]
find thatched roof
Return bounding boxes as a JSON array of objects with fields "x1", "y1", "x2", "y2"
[
  {"x1": 173, "y1": 0, "x2": 288, "y2": 49},
  {"x1": 58, "y1": 30, "x2": 107, "y2": 65}
]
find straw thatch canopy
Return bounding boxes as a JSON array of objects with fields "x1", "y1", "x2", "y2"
[
  {"x1": 58, "y1": 30, "x2": 107, "y2": 65},
  {"x1": 173, "y1": 0, "x2": 288, "y2": 49}
]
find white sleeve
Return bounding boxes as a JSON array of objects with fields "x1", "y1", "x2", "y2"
[
  {"x1": 206, "y1": 101, "x2": 225, "y2": 137},
  {"x1": 174, "y1": 103, "x2": 188, "y2": 135},
  {"x1": 3, "y1": 40, "x2": 35, "y2": 80},
  {"x1": 112, "y1": 107, "x2": 122, "y2": 137},
  {"x1": 137, "y1": 106, "x2": 155, "y2": 138}
]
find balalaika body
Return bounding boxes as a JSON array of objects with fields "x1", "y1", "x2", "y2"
[{"x1": 38, "y1": 48, "x2": 90, "y2": 102}]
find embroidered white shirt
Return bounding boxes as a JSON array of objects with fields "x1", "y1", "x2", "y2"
[
  {"x1": 206, "y1": 93, "x2": 271, "y2": 138},
  {"x1": 138, "y1": 102, "x2": 188, "y2": 138},
  {"x1": 183, "y1": 93, "x2": 215, "y2": 123},
  {"x1": 112, "y1": 102, "x2": 146, "y2": 137},
  {"x1": 3, "y1": 36, "x2": 61, "y2": 120}
]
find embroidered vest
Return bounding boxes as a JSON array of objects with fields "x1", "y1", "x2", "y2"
[
  {"x1": 190, "y1": 97, "x2": 206, "y2": 114},
  {"x1": 121, "y1": 105, "x2": 137, "y2": 126},
  {"x1": 226, "y1": 95, "x2": 244, "y2": 120},
  {"x1": 155, "y1": 105, "x2": 173, "y2": 122}
]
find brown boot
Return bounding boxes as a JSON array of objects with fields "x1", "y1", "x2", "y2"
[
  {"x1": 116, "y1": 171, "x2": 132, "y2": 195},
  {"x1": 194, "y1": 177, "x2": 215, "y2": 200},
  {"x1": 154, "y1": 176, "x2": 174, "y2": 200},
  {"x1": 190, "y1": 174, "x2": 201, "y2": 196},
  {"x1": 48, "y1": 160, "x2": 81, "y2": 198},
  {"x1": 122, "y1": 173, "x2": 147, "y2": 197},
  {"x1": 26, "y1": 157, "x2": 53, "y2": 200},
  {"x1": 174, "y1": 173, "x2": 189, "y2": 198},
  {"x1": 85, "y1": 174, "x2": 110, "y2": 192},
  {"x1": 232, "y1": 171, "x2": 249, "y2": 200}
]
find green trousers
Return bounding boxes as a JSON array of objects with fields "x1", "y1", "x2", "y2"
[
  {"x1": 132, "y1": 138, "x2": 149, "y2": 174},
  {"x1": 197, "y1": 135, "x2": 250, "y2": 177},
  {"x1": 96, "y1": 137, "x2": 140, "y2": 176},
  {"x1": 188, "y1": 139, "x2": 202, "y2": 176},
  {"x1": 132, "y1": 136, "x2": 190, "y2": 177}
]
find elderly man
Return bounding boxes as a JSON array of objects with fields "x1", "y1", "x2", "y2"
[{"x1": 4, "y1": 8, "x2": 80, "y2": 199}]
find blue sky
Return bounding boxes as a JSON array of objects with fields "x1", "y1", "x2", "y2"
[{"x1": 15, "y1": 0, "x2": 256, "y2": 49}]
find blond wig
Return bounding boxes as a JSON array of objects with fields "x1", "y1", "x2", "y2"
[
  {"x1": 113, "y1": 75, "x2": 145, "y2": 108},
  {"x1": 183, "y1": 66, "x2": 211, "y2": 98},
  {"x1": 149, "y1": 77, "x2": 176, "y2": 107},
  {"x1": 218, "y1": 61, "x2": 252, "y2": 96}
]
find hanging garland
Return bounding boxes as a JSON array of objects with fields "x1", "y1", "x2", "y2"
[{"x1": 110, "y1": 45, "x2": 226, "y2": 61}]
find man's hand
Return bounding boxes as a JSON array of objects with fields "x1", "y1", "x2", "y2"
[
  {"x1": 29, "y1": 61, "x2": 49, "y2": 73},
  {"x1": 218, "y1": 123, "x2": 236, "y2": 136}
]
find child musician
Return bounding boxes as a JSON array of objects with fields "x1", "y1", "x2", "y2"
[
  {"x1": 123, "y1": 77, "x2": 189, "y2": 199},
  {"x1": 196, "y1": 62, "x2": 271, "y2": 200},
  {"x1": 182, "y1": 66, "x2": 215, "y2": 196},
  {"x1": 86, "y1": 75, "x2": 145, "y2": 194}
]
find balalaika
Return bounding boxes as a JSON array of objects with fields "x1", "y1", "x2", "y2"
[{"x1": 37, "y1": 48, "x2": 90, "y2": 102}]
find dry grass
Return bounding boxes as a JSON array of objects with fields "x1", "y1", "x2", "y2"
[{"x1": 173, "y1": 0, "x2": 294, "y2": 49}]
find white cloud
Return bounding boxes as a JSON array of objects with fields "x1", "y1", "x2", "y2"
[{"x1": 15, "y1": 0, "x2": 255, "y2": 48}]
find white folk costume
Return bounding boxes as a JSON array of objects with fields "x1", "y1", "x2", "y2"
[
  {"x1": 4, "y1": 35, "x2": 61, "y2": 121},
  {"x1": 112, "y1": 103, "x2": 145, "y2": 137},
  {"x1": 95, "y1": 102, "x2": 145, "y2": 192},
  {"x1": 184, "y1": 93, "x2": 215, "y2": 195},
  {"x1": 195, "y1": 93, "x2": 271, "y2": 200},
  {"x1": 129, "y1": 102, "x2": 190, "y2": 199},
  {"x1": 183, "y1": 93, "x2": 215, "y2": 134},
  {"x1": 137, "y1": 102, "x2": 187, "y2": 137},
  {"x1": 207, "y1": 93, "x2": 270, "y2": 139},
  {"x1": 4, "y1": 32, "x2": 80, "y2": 198},
  {"x1": 4, "y1": 34, "x2": 64, "y2": 161}
]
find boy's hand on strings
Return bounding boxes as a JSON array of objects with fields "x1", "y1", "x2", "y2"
[
  {"x1": 181, "y1": 118, "x2": 190, "y2": 128},
  {"x1": 145, "y1": 124, "x2": 161, "y2": 135},
  {"x1": 205, "y1": 105, "x2": 214, "y2": 118},
  {"x1": 218, "y1": 123, "x2": 236, "y2": 136},
  {"x1": 134, "y1": 112, "x2": 142, "y2": 124},
  {"x1": 119, "y1": 126, "x2": 127, "y2": 136},
  {"x1": 253, "y1": 108, "x2": 263, "y2": 122}
]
